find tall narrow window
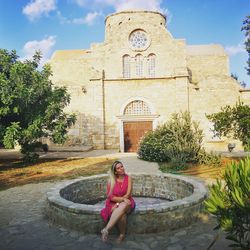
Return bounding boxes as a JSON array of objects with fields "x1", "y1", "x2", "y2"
[
  {"x1": 135, "y1": 54, "x2": 143, "y2": 77},
  {"x1": 148, "y1": 53, "x2": 156, "y2": 77},
  {"x1": 123, "y1": 55, "x2": 131, "y2": 78}
]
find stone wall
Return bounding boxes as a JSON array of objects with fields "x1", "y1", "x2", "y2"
[
  {"x1": 240, "y1": 89, "x2": 250, "y2": 106},
  {"x1": 46, "y1": 174, "x2": 207, "y2": 234},
  {"x1": 186, "y1": 44, "x2": 229, "y2": 84},
  {"x1": 103, "y1": 78, "x2": 189, "y2": 149},
  {"x1": 60, "y1": 175, "x2": 194, "y2": 204},
  {"x1": 102, "y1": 11, "x2": 186, "y2": 80}
]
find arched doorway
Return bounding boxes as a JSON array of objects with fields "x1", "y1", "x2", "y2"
[{"x1": 121, "y1": 100, "x2": 155, "y2": 152}]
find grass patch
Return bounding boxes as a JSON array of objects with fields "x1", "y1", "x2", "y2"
[
  {"x1": 159, "y1": 157, "x2": 240, "y2": 180},
  {"x1": 0, "y1": 157, "x2": 116, "y2": 191}
]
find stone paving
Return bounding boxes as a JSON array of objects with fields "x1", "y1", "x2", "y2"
[{"x1": 0, "y1": 150, "x2": 231, "y2": 249}]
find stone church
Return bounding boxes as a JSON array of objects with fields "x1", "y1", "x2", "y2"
[{"x1": 50, "y1": 10, "x2": 250, "y2": 152}]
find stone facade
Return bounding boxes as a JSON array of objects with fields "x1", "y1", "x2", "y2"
[{"x1": 50, "y1": 10, "x2": 250, "y2": 152}]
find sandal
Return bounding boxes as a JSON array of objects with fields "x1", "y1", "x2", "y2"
[
  {"x1": 116, "y1": 234, "x2": 125, "y2": 244},
  {"x1": 101, "y1": 228, "x2": 109, "y2": 242}
]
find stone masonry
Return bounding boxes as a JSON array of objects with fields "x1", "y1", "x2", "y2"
[
  {"x1": 45, "y1": 173, "x2": 207, "y2": 234},
  {"x1": 49, "y1": 10, "x2": 250, "y2": 152}
]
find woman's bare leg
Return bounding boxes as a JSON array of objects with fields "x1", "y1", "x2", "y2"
[
  {"x1": 105, "y1": 202, "x2": 129, "y2": 231},
  {"x1": 117, "y1": 213, "x2": 127, "y2": 235},
  {"x1": 116, "y1": 214, "x2": 127, "y2": 243}
]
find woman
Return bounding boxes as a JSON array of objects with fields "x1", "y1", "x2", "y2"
[{"x1": 100, "y1": 161, "x2": 135, "y2": 243}]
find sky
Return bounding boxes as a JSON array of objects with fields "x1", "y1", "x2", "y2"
[{"x1": 0, "y1": 0, "x2": 250, "y2": 87}]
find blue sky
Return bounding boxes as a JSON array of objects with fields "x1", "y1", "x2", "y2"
[{"x1": 0, "y1": 0, "x2": 249, "y2": 86}]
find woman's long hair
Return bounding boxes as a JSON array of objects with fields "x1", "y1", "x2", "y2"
[{"x1": 108, "y1": 161, "x2": 123, "y2": 197}]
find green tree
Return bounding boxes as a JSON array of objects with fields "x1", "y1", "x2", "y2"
[
  {"x1": 0, "y1": 49, "x2": 76, "y2": 162},
  {"x1": 231, "y1": 73, "x2": 246, "y2": 88},
  {"x1": 242, "y1": 15, "x2": 250, "y2": 75},
  {"x1": 207, "y1": 101, "x2": 250, "y2": 150},
  {"x1": 231, "y1": 73, "x2": 239, "y2": 81}
]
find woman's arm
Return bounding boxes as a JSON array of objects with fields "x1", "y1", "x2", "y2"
[
  {"x1": 107, "y1": 182, "x2": 124, "y2": 203},
  {"x1": 110, "y1": 196, "x2": 125, "y2": 203}
]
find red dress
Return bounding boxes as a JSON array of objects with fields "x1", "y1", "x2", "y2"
[{"x1": 100, "y1": 174, "x2": 135, "y2": 222}]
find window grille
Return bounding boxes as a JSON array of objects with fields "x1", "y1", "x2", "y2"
[
  {"x1": 148, "y1": 54, "x2": 156, "y2": 77},
  {"x1": 123, "y1": 55, "x2": 131, "y2": 78},
  {"x1": 135, "y1": 54, "x2": 143, "y2": 77},
  {"x1": 124, "y1": 100, "x2": 151, "y2": 115}
]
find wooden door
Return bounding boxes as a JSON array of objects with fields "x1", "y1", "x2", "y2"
[{"x1": 123, "y1": 121, "x2": 152, "y2": 152}]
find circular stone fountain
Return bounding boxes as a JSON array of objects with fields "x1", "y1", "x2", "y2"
[{"x1": 45, "y1": 173, "x2": 207, "y2": 234}]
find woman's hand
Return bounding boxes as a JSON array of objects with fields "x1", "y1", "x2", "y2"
[{"x1": 122, "y1": 197, "x2": 131, "y2": 205}]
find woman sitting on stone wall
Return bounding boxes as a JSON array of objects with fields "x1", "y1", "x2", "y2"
[{"x1": 100, "y1": 161, "x2": 135, "y2": 243}]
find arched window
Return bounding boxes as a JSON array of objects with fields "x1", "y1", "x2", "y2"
[
  {"x1": 124, "y1": 100, "x2": 151, "y2": 115},
  {"x1": 123, "y1": 55, "x2": 131, "y2": 78},
  {"x1": 135, "y1": 54, "x2": 143, "y2": 77},
  {"x1": 148, "y1": 53, "x2": 156, "y2": 77}
]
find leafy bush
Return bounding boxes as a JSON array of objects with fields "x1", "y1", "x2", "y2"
[
  {"x1": 207, "y1": 101, "x2": 250, "y2": 150},
  {"x1": 138, "y1": 112, "x2": 203, "y2": 165},
  {"x1": 197, "y1": 149, "x2": 221, "y2": 166},
  {"x1": 244, "y1": 138, "x2": 250, "y2": 152},
  {"x1": 204, "y1": 158, "x2": 250, "y2": 249},
  {"x1": 20, "y1": 142, "x2": 41, "y2": 163},
  {"x1": 137, "y1": 124, "x2": 173, "y2": 162},
  {"x1": 168, "y1": 150, "x2": 188, "y2": 170}
]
